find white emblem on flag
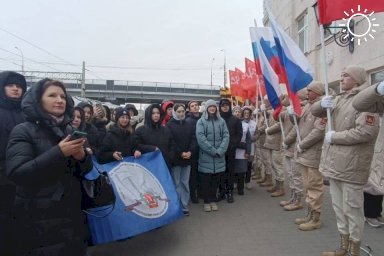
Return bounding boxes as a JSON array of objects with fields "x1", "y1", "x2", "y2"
[{"x1": 109, "y1": 162, "x2": 169, "y2": 218}]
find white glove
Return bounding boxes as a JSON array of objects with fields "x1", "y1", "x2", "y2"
[
  {"x1": 265, "y1": 127, "x2": 270, "y2": 135},
  {"x1": 287, "y1": 106, "x2": 295, "y2": 116},
  {"x1": 260, "y1": 104, "x2": 266, "y2": 112},
  {"x1": 253, "y1": 108, "x2": 259, "y2": 116},
  {"x1": 321, "y1": 96, "x2": 334, "y2": 109},
  {"x1": 296, "y1": 144, "x2": 304, "y2": 153},
  {"x1": 282, "y1": 142, "x2": 288, "y2": 150},
  {"x1": 377, "y1": 81, "x2": 384, "y2": 96},
  {"x1": 325, "y1": 130, "x2": 335, "y2": 144}
]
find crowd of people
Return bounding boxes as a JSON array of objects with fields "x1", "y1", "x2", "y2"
[{"x1": 0, "y1": 65, "x2": 383, "y2": 256}]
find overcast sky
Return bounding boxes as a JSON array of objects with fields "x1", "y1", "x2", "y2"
[{"x1": 0, "y1": 0, "x2": 264, "y2": 87}]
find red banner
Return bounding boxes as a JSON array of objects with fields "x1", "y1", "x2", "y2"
[
  {"x1": 243, "y1": 58, "x2": 257, "y2": 99},
  {"x1": 229, "y1": 69, "x2": 241, "y2": 97},
  {"x1": 318, "y1": 0, "x2": 384, "y2": 25},
  {"x1": 235, "y1": 68, "x2": 248, "y2": 99}
]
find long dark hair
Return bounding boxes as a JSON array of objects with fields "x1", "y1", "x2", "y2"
[{"x1": 72, "y1": 106, "x2": 86, "y2": 131}]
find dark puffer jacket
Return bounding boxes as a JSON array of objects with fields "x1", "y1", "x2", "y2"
[
  {"x1": 97, "y1": 124, "x2": 136, "y2": 164},
  {"x1": 167, "y1": 112, "x2": 197, "y2": 167},
  {"x1": 134, "y1": 104, "x2": 176, "y2": 170},
  {"x1": 0, "y1": 71, "x2": 26, "y2": 178},
  {"x1": 219, "y1": 99, "x2": 243, "y2": 156},
  {"x1": 0, "y1": 71, "x2": 26, "y2": 254},
  {"x1": 185, "y1": 112, "x2": 201, "y2": 157},
  {"x1": 6, "y1": 79, "x2": 92, "y2": 255}
]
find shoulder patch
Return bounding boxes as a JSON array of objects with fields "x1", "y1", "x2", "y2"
[{"x1": 365, "y1": 115, "x2": 375, "y2": 126}]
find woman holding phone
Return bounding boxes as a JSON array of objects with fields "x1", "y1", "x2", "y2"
[
  {"x1": 97, "y1": 107, "x2": 141, "y2": 164},
  {"x1": 6, "y1": 79, "x2": 93, "y2": 256}
]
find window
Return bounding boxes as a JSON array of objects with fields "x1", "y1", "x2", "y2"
[
  {"x1": 297, "y1": 13, "x2": 309, "y2": 53},
  {"x1": 371, "y1": 69, "x2": 384, "y2": 85}
]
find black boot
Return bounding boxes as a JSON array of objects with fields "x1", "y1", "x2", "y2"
[
  {"x1": 227, "y1": 190, "x2": 234, "y2": 203},
  {"x1": 190, "y1": 191, "x2": 198, "y2": 204},
  {"x1": 216, "y1": 189, "x2": 226, "y2": 202}
]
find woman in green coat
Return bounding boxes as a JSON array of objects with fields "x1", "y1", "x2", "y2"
[{"x1": 196, "y1": 99, "x2": 229, "y2": 212}]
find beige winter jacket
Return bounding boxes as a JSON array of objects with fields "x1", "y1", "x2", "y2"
[
  {"x1": 294, "y1": 101, "x2": 326, "y2": 168},
  {"x1": 311, "y1": 84, "x2": 379, "y2": 185},
  {"x1": 264, "y1": 109, "x2": 282, "y2": 151},
  {"x1": 280, "y1": 110, "x2": 295, "y2": 158},
  {"x1": 255, "y1": 112, "x2": 267, "y2": 149},
  {"x1": 352, "y1": 83, "x2": 384, "y2": 194}
]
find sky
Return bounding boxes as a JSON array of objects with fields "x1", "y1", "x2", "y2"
[{"x1": 0, "y1": 0, "x2": 264, "y2": 87}]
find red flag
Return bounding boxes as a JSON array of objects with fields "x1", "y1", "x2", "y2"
[
  {"x1": 318, "y1": 0, "x2": 384, "y2": 25},
  {"x1": 235, "y1": 68, "x2": 248, "y2": 99},
  {"x1": 243, "y1": 58, "x2": 257, "y2": 99},
  {"x1": 229, "y1": 70, "x2": 241, "y2": 97}
]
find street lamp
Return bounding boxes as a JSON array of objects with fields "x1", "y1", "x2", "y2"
[
  {"x1": 14, "y1": 46, "x2": 24, "y2": 74},
  {"x1": 221, "y1": 49, "x2": 227, "y2": 89},
  {"x1": 312, "y1": 2, "x2": 355, "y2": 53},
  {"x1": 210, "y1": 58, "x2": 215, "y2": 86}
]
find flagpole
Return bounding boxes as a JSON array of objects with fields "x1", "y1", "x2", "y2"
[
  {"x1": 255, "y1": 88, "x2": 259, "y2": 127},
  {"x1": 291, "y1": 109, "x2": 302, "y2": 144},
  {"x1": 256, "y1": 75, "x2": 269, "y2": 128},
  {"x1": 254, "y1": 62, "x2": 269, "y2": 128},
  {"x1": 319, "y1": 24, "x2": 332, "y2": 131},
  {"x1": 253, "y1": 19, "x2": 269, "y2": 128},
  {"x1": 278, "y1": 114, "x2": 286, "y2": 142}
]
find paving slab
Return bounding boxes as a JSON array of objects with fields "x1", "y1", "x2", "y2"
[{"x1": 89, "y1": 182, "x2": 384, "y2": 256}]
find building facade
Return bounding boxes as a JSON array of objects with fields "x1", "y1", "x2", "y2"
[{"x1": 263, "y1": 0, "x2": 384, "y2": 89}]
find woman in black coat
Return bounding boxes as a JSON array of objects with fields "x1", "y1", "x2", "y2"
[
  {"x1": 133, "y1": 104, "x2": 175, "y2": 170},
  {"x1": 6, "y1": 79, "x2": 93, "y2": 256},
  {"x1": 97, "y1": 107, "x2": 141, "y2": 164},
  {"x1": 166, "y1": 104, "x2": 197, "y2": 215}
]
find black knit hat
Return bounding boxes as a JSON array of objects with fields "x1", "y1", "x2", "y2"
[{"x1": 115, "y1": 107, "x2": 130, "y2": 121}]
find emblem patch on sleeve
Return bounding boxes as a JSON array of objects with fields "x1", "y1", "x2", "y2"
[{"x1": 365, "y1": 115, "x2": 375, "y2": 126}]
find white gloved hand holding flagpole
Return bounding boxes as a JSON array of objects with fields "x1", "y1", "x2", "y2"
[
  {"x1": 287, "y1": 106, "x2": 295, "y2": 116},
  {"x1": 325, "y1": 131, "x2": 335, "y2": 144},
  {"x1": 321, "y1": 95, "x2": 334, "y2": 109},
  {"x1": 376, "y1": 81, "x2": 384, "y2": 96}
]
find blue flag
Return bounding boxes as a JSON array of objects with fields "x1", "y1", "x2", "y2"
[{"x1": 85, "y1": 151, "x2": 183, "y2": 244}]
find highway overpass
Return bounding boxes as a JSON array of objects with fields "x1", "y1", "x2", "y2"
[{"x1": 27, "y1": 79, "x2": 221, "y2": 105}]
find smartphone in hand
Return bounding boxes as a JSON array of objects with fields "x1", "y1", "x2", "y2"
[{"x1": 70, "y1": 131, "x2": 88, "y2": 140}]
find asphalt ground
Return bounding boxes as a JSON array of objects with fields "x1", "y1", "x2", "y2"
[{"x1": 89, "y1": 181, "x2": 384, "y2": 256}]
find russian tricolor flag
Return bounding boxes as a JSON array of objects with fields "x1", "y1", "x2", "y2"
[
  {"x1": 269, "y1": 12, "x2": 314, "y2": 96},
  {"x1": 255, "y1": 28, "x2": 285, "y2": 84},
  {"x1": 250, "y1": 27, "x2": 282, "y2": 115}
]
